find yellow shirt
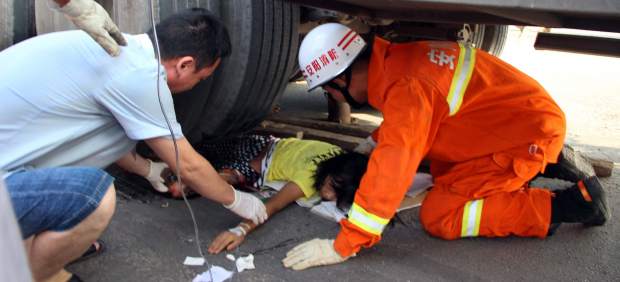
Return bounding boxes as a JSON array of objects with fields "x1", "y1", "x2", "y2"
[{"x1": 266, "y1": 138, "x2": 342, "y2": 198}]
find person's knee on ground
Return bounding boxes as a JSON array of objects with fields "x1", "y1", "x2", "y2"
[
  {"x1": 419, "y1": 190, "x2": 464, "y2": 240},
  {"x1": 28, "y1": 184, "x2": 116, "y2": 281},
  {"x1": 420, "y1": 182, "x2": 554, "y2": 240}
]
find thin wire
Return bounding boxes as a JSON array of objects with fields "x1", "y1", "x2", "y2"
[{"x1": 147, "y1": 1, "x2": 213, "y2": 280}]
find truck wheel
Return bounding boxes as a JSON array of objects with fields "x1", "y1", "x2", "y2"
[
  {"x1": 3, "y1": 0, "x2": 299, "y2": 144},
  {"x1": 469, "y1": 24, "x2": 509, "y2": 56},
  {"x1": 0, "y1": 0, "x2": 36, "y2": 51},
  {"x1": 171, "y1": 0, "x2": 300, "y2": 143}
]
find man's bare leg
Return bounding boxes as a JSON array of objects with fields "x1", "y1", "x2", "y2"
[{"x1": 26, "y1": 184, "x2": 116, "y2": 281}]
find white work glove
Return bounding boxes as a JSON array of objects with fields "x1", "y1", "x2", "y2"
[
  {"x1": 353, "y1": 136, "x2": 377, "y2": 155},
  {"x1": 223, "y1": 187, "x2": 268, "y2": 225},
  {"x1": 145, "y1": 160, "x2": 169, "y2": 193},
  {"x1": 53, "y1": 0, "x2": 127, "y2": 56},
  {"x1": 282, "y1": 239, "x2": 349, "y2": 270}
]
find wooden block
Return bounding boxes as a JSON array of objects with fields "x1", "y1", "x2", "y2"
[
  {"x1": 254, "y1": 120, "x2": 364, "y2": 151},
  {"x1": 564, "y1": 144, "x2": 613, "y2": 178},
  {"x1": 266, "y1": 114, "x2": 376, "y2": 138},
  {"x1": 586, "y1": 157, "x2": 614, "y2": 178}
]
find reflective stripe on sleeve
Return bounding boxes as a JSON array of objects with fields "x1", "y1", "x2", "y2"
[
  {"x1": 446, "y1": 44, "x2": 476, "y2": 116},
  {"x1": 460, "y1": 199, "x2": 484, "y2": 237},
  {"x1": 348, "y1": 203, "x2": 390, "y2": 236}
]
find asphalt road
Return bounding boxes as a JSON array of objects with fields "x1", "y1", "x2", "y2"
[{"x1": 70, "y1": 27, "x2": 619, "y2": 281}]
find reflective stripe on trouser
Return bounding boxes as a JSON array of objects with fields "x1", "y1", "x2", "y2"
[
  {"x1": 446, "y1": 43, "x2": 476, "y2": 116},
  {"x1": 348, "y1": 203, "x2": 390, "y2": 235},
  {"x1": 419, "y1": 154, "x2": 552, "y2": 240},
  {"x1": 461, "y1": 199, "x2": 484, "y2": 237}
]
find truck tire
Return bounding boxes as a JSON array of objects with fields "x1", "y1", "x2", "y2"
[
  {"x1": 12, "y1": 0, "x2": 299, "y2": 145},
  {"x1": 0, "y1": 0, "x2": 36, "y2": 51},
  {"x1": 170, "y1": 0, "x2": 300, "y2": 144},
  {"x1": 470, "y1": 24, "x2": 508, "y2": 56}
]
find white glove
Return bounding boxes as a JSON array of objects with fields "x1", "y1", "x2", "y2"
[
  {"x1": 145, "y1": 160, "x2": 169, "y2": 193},
  {"x1": 282, "y1": 239, "x2": 349, "y2": 270},
  {"x1": 353, "y1": 136, "x2": 377, "y2": 155},
  {"x1": 54, "y1": 0, "x2": 127, "y2": 56},
  {"x1": 223, "y1": 187, "x2": 268, "y2": 225}
]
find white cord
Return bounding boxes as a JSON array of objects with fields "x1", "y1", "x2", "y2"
[{"x1": 147, "y1": 2, "x2": 212, "y2": 280}]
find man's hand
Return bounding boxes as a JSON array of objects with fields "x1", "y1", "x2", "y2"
[
  {"x1": 223, "y1": 187, "x2": 268, "y2": 225},
  {"x1": 282, "y1": 239, "x2": 349, "y2": 270},
  {"x1": 145, "y1": 160, "x2": 169, "y2": 193},
  {"x1": 208, "y1": 227, "x2": 247, "y2": 254},
  {"x1": 55, "y1": 0, "x2": 127, "y2": 56}
]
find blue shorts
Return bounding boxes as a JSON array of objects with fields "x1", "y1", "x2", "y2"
[{"x1": 5, "y1": 167, "x2": 114, "y2": 238}]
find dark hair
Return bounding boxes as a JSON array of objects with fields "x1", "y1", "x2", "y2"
[
  {"x1": 313, "y1": 152, "x2": 369, "y2": 210},
  {"x1": 147, "y1": 8, "x2": 232, "y2": 69}
]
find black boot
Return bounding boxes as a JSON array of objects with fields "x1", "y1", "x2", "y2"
[
  {"x1": 541, "y1": 145, "x2": 595, "y2": 183},
  {"x1": 550, "y1": 176, "x2": 609, "y2": 226}
]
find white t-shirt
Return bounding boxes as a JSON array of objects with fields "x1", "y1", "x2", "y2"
[{"x1": 0, "y1": 31, "x2": 183, "y2": 171}]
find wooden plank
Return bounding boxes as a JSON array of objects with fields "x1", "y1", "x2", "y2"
[
  {"x1": 254, "y1": 120, "x2": 364, "y2": 151},
  {"x1": 586, "y1": 157, "x2": 614, "y2": 178},
  {"x1": 267, "y1": 114, "x2": 377, "y2": 138}
]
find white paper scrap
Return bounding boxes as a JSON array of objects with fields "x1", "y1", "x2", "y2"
[
  {"x1": 192, "y1": 266, "x2": 233, "y2": 282},
  {"x1": 295, "y1": 193, "x2": 321, "y2": 208},
  {"x1": 235, "y1": 254, "x2": 255, "y2": 273},
  {"x1": 407, "y1": 173, "x2": 433, "y2": 197},
  {"x1": 225, "y1": 254, "x2": 235, "y2": 261},
  {"x1": 183, "y1": 256, "x2": 205, "y2": 266},
  {"x1": 310, "y1": 201, "x2": 346, "y2": 223}
]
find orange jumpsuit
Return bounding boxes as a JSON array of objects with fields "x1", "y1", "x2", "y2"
[{"x1": 333, "y1": 37, "x2": 566, "y2": 257}]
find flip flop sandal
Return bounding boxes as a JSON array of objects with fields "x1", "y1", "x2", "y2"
[{"x1": 70, "y1": 240, "x2": 105, "y2": 264}]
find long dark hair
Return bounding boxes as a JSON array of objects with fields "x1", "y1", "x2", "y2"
[{"x1": 313, "y1": 152, "x2": 369, "y2": 210}]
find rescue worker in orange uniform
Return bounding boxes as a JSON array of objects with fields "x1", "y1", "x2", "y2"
[{"x1": 282, "y1": 23, "x2": 609, "y2": 270}]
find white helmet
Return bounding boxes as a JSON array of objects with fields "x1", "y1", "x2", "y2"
[{"x1": 298, "y1": 23, "x2": 367, "y2": 91}]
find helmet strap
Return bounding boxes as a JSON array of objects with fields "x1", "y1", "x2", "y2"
[{"x1": 325, "y1": 67, "x2": 367, "y2": 109}]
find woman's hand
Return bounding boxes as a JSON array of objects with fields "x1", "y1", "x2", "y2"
[{"x1": 208, "y1": 230, "x2": 246, "y2": 254}]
